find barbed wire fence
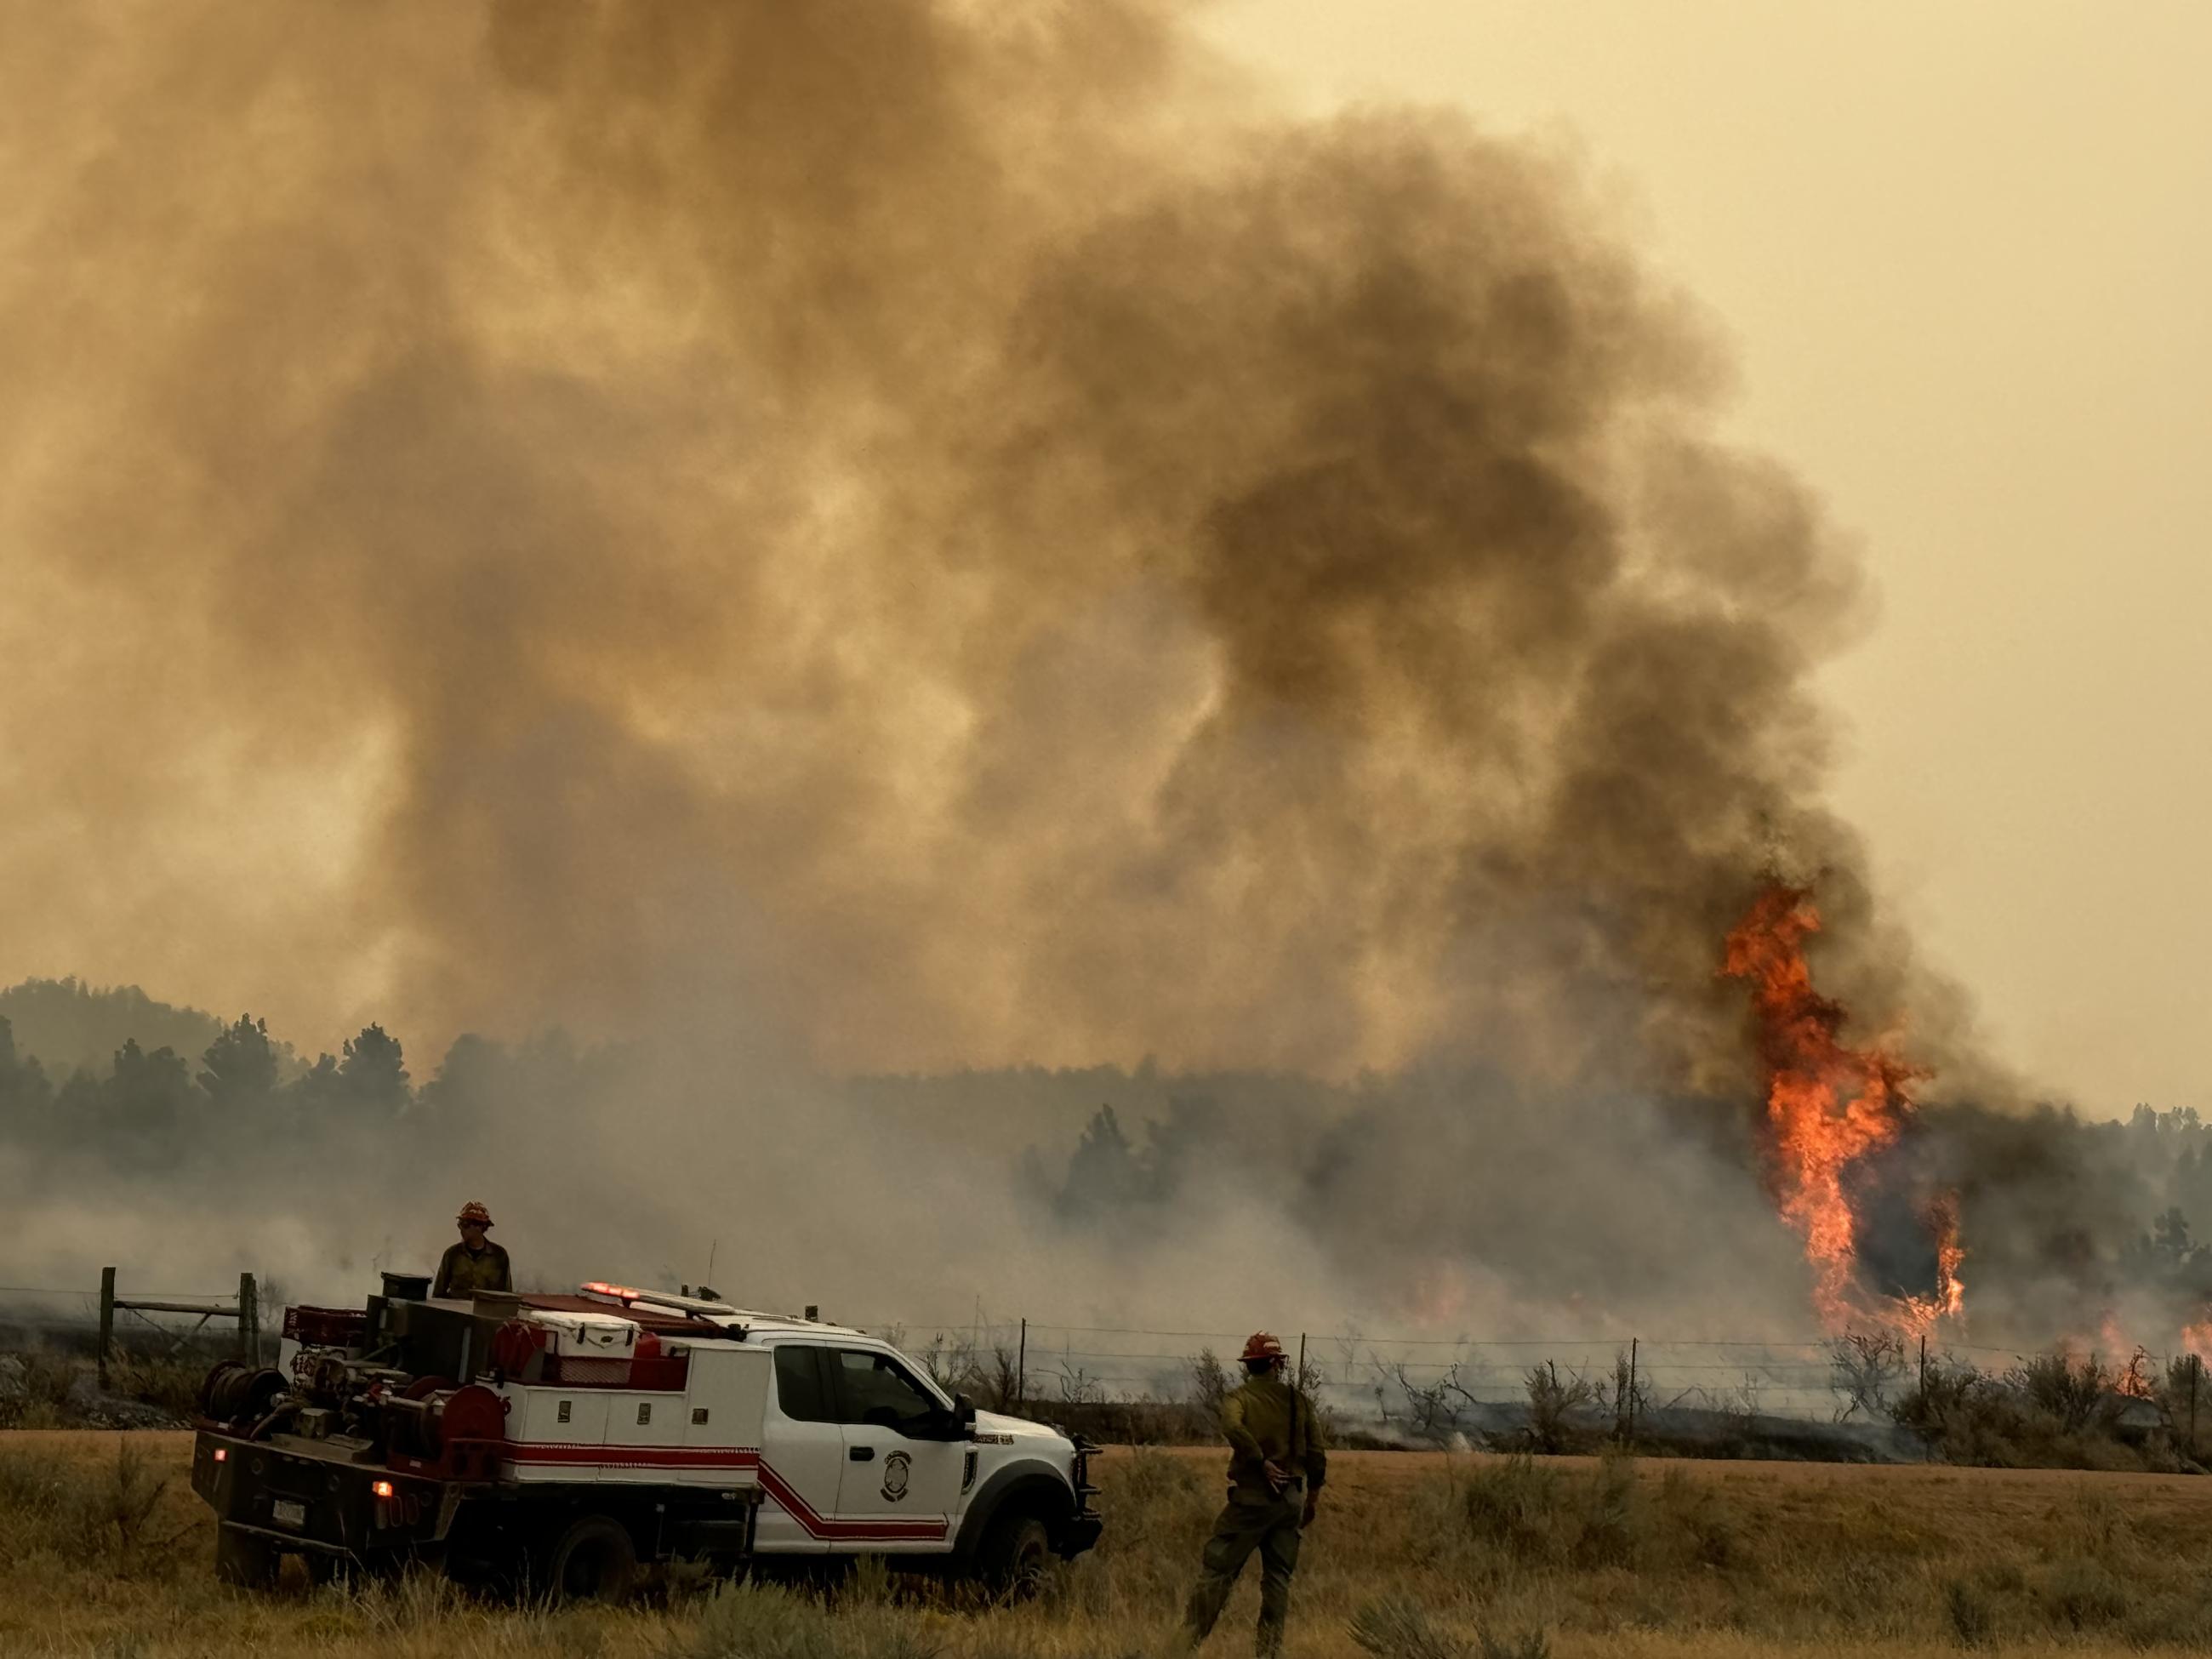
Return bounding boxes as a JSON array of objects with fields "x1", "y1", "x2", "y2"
[
  {"x1": 0, "y1": 1278, "x2": 265, "y2": 1374},
  {"x1": 833, "y1": 1309, "x2": 2187, "y2": 1441},
  {"x1": 5, "y1": 1280, "x2": 2202, "y2": 1451}
]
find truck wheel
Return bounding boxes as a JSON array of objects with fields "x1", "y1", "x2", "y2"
[
  {"x1": 976, "y1": 1512, "x2": 1051, "y2": 1602},
  {"x1": 544, "y1": 1515, "x2": 638, "y2": 1604},
  {"x1": 214, "y1": 1525, "x2": 279, "y2": 1590}
]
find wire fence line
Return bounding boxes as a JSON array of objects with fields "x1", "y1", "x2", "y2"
[
  {"x1": 6, "y1": 1280, "x2": 2185, "y2": 1429},
  {"x1": 0, "y1": 1286, "x2": 234, "y2": 1302},
  {"x1": 842, "y1": 1314, "x2": 2190, "y2": 1428}
]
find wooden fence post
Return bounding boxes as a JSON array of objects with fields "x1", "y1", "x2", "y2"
[
  {"x1": 1017, "y1": 1317, "x2": 1028, "y2": 1407},
  {"x1": 1628, "y1": 1337, "x2": 1639, "y2": 1444},
  {"x1": 238, "y1": 1272, "x2": 259, "y2": 1364},
  {"x1": 98, "y1": 1267, "x2": 117, "y2": 1389},
  {"x1": 2176, "y1": 1354, "x2": 2194, "y2": 1459},
  {"x1": 1919, "y1": 1335, "x2": 1932, "y2": 1461}
]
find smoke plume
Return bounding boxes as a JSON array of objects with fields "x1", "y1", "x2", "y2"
[
  {"x1": 0, "y1": 0, "x2": 1915, "y2": 1076},
  {"x1": 3, "y1": 2, "x2": 2106, "y2": 1347}
]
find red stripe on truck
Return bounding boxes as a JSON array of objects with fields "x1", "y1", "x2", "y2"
[
  {"x1": 755, "y1": 1462, "x2": 949, "y2": 1542},
  {"x1": 501, "y1": 1445, "x2": 949, "y2": 1542},
  {"x1": 505, "y1": 1443, "x2": 761, "y2": 1470}
]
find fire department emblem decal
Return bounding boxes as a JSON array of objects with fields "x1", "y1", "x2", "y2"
[{"x1": 881, "y1": 1450, "x2": 912, "y2": 1502}]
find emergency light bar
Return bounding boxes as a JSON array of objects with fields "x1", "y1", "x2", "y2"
[{"x1": 578, "y1": 1281, "x2": 738, "y2": 1317}]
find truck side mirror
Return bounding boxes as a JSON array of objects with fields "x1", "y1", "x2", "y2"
[{"x1": 954, "y1": 1393, "x2": 978, "y2": 1434}]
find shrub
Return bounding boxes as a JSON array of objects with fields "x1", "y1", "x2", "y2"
[
  {"x1": 670, "y1": 1581, "x2": 941, "y2": 1659},
  {"x1": 903, "y1": 1333, "x2": 1020, "y2": 1415},
  {"x1": 88, "y1": 1440, "x2": 174, "y2": 1571},
  {"x1": 1037, "y1": 1551, "x2": 1115, "y2": 1622},
  {"x1": 1568, "y1": 1451, "x2": 1637, "y2": 1570},
  {"x1": 0, "y1": 1440, "x2": 184, "y2": 1578},
  {"x1": 1944, "y1": 1576, "x2": 1995, "y2": 1647},
  {"x1": 0, "y1": 1349, "x2": 77, "y2": 1431},
  {"x1": 1651, "y1": 1466, "x2": 1744, "y2": 1571},
  {"x1": 1425, "y1": 1451, "x2": 1749, "y2": 1584},
  {"x1": 1522, "y1": 1363, "x2": 1598, "y2": 1455},
  {"x1": 2118, "y1": 1593, "x2": 2212, "y2": 1650},
  {"x1": 2038, "y1": 1557, "x2": 2129, "y2": 1631},
  {"x1": 1378, "y1": 1362, "x2": 1474, "y2": 1441},
  {"x1": 1031, "y1": 1398, "x2": 1217, "y2": 1446},
  {"x1": 1450, "y1": 1456, "x2": 1561, "y2": 1563},
  {"x1": 105, "y1": 1352, "x2": 204, "y2": 1420},
  {"x1": 1830, "y1": 1331, "x2": 1910, "y2": 1422},
  {"x1": 1892, "y1": 1352, "x2": 2156, "y2": 1471},
  {"x1": 0, "y1": 1448, "x2": 82, "y2": 1563},
  {"x1": 1350, "y1": 1596, "x2": 1468, "y2": 1659},
  {"x1": 1187, "y1": 1349, "x2": 1231, "y2": 1419},
  {"x1": 2010, "y1": 1354, "x2": 2118, "y2": 1436},
  {"x1": 1352, "y1": 1598, "x2": 1547, "y2": 1659},
  {"x1": 352, "y1": 1569, "x2": 471, "y2": 1634},
  {"x1": 1106, "y1": 1446, "x2": 1208, "y2": 1521},
  {"x1": 2052, "y1": 1486, "x2": 2129, "y2": 1562},
  {"x1": 1890, "y1": 1358, "x2": 1990, "y2": 1441}
]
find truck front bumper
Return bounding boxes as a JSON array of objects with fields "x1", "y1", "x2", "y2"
[{"x1": 1056, "y1": 1514, "x2": 1104, "y2": 1558}]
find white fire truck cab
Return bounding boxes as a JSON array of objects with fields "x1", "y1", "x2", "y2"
[
  {"x1": 573, "y1": 1282, "x2": 1101, "y2": 1576},
  {"x1": 195, "y1": 1278, "x2": 1100, "y2": 1598}
]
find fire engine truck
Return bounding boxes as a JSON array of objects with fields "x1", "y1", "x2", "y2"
[{"x1": 191, "y1": 1275, "x2": 1102, "y2": 1599}]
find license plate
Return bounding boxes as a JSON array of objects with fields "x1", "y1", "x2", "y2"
[{"x1": 271, "y1": 1499, "x2": 306, "y2": 1530}]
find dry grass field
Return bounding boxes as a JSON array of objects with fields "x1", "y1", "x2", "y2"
[{"x1": 7, "y1": 1432, "x2": 2212, "y2": 1657}]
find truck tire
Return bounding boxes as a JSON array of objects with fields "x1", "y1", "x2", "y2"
[
  {"x1": 214, "y1": 1525, "x2": 278, "y2": 1589},
  {"x1": 976, "y1": 1511, "x2": 1051, "y2": 1602},
  {"x1": 543, "y1": 1514, "x2": 638, "y2": 1604}
]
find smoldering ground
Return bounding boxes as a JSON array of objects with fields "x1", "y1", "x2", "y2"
[{"x1": 0, "y1": 4, "x2": 2163, "y2": 1346}]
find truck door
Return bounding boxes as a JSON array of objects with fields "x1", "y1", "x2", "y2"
[
  {"x1": 756, "y1": 1344, "x2": 839, "y2": 1554},
  {"x1": 828, "y1": 1348, "x2": 962, "y2": 1550}
]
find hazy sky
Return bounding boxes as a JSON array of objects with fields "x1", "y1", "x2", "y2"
[
  {"x1": 1206, "y1": 1, "x2": 2212, "y2": 1114},
  {"x1": 2, "y1": 3, "x2": 2203, "y2": 1121}
]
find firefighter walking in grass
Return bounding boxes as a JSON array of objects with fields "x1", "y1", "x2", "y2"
[{"x1": 1183, "y1": 1331, "x2": 1329, "y2": 1656}]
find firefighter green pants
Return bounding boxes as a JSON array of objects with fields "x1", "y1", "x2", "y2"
[{"x1": 1183, "y1": 1487, "x2": 1304, "y2": 1656}]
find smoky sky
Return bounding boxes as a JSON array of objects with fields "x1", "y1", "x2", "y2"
[{"x1": 0, "y1": 0, "x2": 1959, "y2": 1104}]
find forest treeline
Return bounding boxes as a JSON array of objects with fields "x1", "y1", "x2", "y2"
[
  {"x1": 0, "y1": 978, "x2": 613, "y2": 1170},
  {"x1": 9, "y1": 978, "x2": 2212, "y2": 1348}
]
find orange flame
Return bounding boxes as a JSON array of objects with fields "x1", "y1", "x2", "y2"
[
  {"x1": 2116, "y1": 1345, "x2": 2157, "y2": 1400},
  {"x1": 2098, "y1": 1312, "x2": 2130, "y2": 1359},
  {"x1": 2090, "y1": 1314, "x2": 2162, "y2": 1400},
  {"x1": 2183, "y1": 1319, "x2": 2212, "y2": 1365},
  {"x1": 1896, "y1": 1197, "x2": 1966, "y2": 1339},
  {"x1": 1724, "y1": 884, "x2": 1964, "y2": 1334}
]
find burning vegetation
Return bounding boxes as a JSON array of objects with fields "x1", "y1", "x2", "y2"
[{"x1": 1725, "y1": 884, "x2": 1964, "y2": 1337}]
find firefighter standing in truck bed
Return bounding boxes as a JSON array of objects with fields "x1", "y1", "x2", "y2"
[
  {"x1": 1183, "y1": 1331, "x2": 1328, "y2": 1656},
  {"x1": 430, "y1": 1200, "x2": 511, "y2": 1297}
]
